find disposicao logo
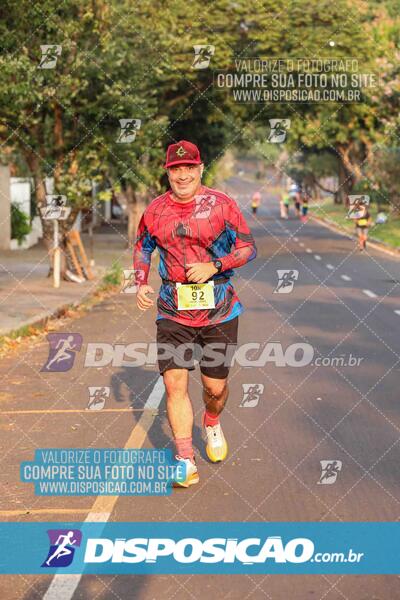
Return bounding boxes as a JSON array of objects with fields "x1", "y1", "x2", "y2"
[
  {"x1": 83, "y1": 536, "x2": 314, "y2": 564},
  {"x1": 41, "y1": 529, "x2": 82, "y2": 567},
  {"x1": 41, "y1": 333, "x2": 82, "y2": 372}
]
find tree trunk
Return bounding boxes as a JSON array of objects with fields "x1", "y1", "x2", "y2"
[
  {"x1": 336, "y1": 143, "x2": 365, "y2": 206},
  {"x1": 336, "y1": 156, "x2": 350, "y2": 205},
  {"x1": 34, "y1": 173, "x2": 55, "y2": 260},
  {"x1": 24, "y1": 131, "x2": 88, "y2": 280},
  {"x1": 24, "y1": 133, "x2": 54, "y2": 275},
  {"x1": 25, "y1": 152, "x2": 72, "y2": 278},
  {"x1": 36, "y1": 176, "x2": 73, "y2": 278},
  {"x1": 127, "y1": 202, "x2": 136, "y2": 250},
  {"x1": 120, "y1": 184, "x2": 148, "y2": 249},
  {"x1": 60, "y1": 209, "x2": 80, "y2": 279},
  {"x1": 53, "y1": 102, "x2": 64, "y2": 184},
  {"x1": 117, "y1": 185, "x2": 136, "y2": 249}
]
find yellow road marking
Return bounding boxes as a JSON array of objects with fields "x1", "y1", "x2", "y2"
[
  {"x1": 0, "y1": 408, "x2": 159, "y2": 415},
  {"x1": 0, "y1": 508, "x2": 92, "y2": 516}
]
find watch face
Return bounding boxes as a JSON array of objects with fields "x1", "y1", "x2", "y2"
[{"x1": 215, "y1": 260, "x2": 222, "y2": 271}]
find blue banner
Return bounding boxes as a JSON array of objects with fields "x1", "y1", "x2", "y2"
[
  {"x1": 20, "y1": 449, "x2": 183, "y2": 496},
  {"x1": 1, "y1": 522, "x2": 400, "y2": 574}
]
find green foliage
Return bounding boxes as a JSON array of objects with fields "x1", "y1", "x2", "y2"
[
  {"x1": 283, "y1": 150, "x2": 338, "y2": 186},
  {"x1": 97, "y1": 190, "x2": 112, "y2": 202},
  {"x1": 203, "y1": 149, "x2": 235, "y2": 187},
  {"x1": 101, "y1": 260, "x2": 123, "y2": 288},
  {"x1": 0, "y1": 0, "x2": 399, "y2": 222},
  {"x1": 311, "y1": 197, "x2": 400, "y2": 248},
  {"x1": 366, "y1": 147, "x2": 400, "y2": 211},
  {"x1": 0, "y1": 0, "x2": 169, "y2": 207},
  {"x1": 11, "y1": 203, "x2": 31, "y2": 244}
]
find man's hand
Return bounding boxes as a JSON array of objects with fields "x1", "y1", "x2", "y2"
[
  {"x1": 136, "y1": 284, "x2": 155, "y2": 310},
  {"x1": 186, "y1": 262, "x2": 218, "y2": 283}
]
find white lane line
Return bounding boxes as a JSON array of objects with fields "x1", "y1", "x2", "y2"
[
  {"x1": 43, "y1": 376, "x2": 165, "y2": 600},
  {"x1": 293, "y1": 237, "x2": 299, "y2": 242},
  {"x1": 299, "y1": 242, "x2": 305, "y2": 247},
  {"x1": 362, "y1": 289, "x2": 378, "y2": 298},
  {"x1": 394, "y1": 310, "x2": 400, "y2": 316},
  {"x1": 341, "y1": 275, "x2": 352, "y2": 281},
  {"x1": 314, "y1": 255, "x2": 322, "y2": 261},
  {"x1": 326, "y1": 264, "x2": 334, "y2": 270},
  {"x1": 145, "y1": 377, "x2": 166, "y2": 409},
  {"x1": 306, "y1": 248, "x2": 312, "y2": 253}
]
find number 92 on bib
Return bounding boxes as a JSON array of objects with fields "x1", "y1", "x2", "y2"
[{"x1": 176, "y1": 282, "x2": 215, "y2": 310}]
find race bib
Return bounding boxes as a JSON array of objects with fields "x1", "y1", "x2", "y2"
[{"x1": 176, "y1": 282, "x2": 215, "y2": 310}]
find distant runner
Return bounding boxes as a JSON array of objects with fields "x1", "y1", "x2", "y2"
[
  {"x1": 301, "y1": 192, "x2": 310, "y2": 222},
  {"x1": 354, "y1": 206, "x2": 372, "y2": 251},
  {"x1": 293, "y1": 191, "x2": 301, "y2": 219},
  {"x1": 251, "y1": 191, "x2": 261, "y2": 214},
  {"x1": 288, "y1": 182, "x2": 301, "y2": 218},
  {"x1": 280, "y1": 192, "x2": 290, "y2": 219},
  {"x1": 134, "y1": 140, "x2": 257, "y2": 487}
]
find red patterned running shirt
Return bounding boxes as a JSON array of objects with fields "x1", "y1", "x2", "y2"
[{"x1": 133, "y1": 185, "x2": 257, "y2": 327}]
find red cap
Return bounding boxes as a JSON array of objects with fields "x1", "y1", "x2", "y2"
[{"x1": 164, "y1": 140, "x2": 202, "y2": 168}]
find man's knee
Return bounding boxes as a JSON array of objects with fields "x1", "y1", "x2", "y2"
[
  {"x1": 163, "y1": 369, "x2": 188, "y2": 399},
  {"x1": 204, "y1": 380, "x2": 228, "y2": 402}
]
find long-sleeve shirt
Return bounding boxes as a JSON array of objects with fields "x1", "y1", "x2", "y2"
[{"x1": 133, "y1": 185, "x2": 257, "y2": 326}]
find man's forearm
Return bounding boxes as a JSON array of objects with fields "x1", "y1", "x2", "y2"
[
  {"x1": 219, "y1": 245, "x2": 257, "y2": 272},
  {"x1": 133, "y1": 250, "x2": 152, "y2": 285}
]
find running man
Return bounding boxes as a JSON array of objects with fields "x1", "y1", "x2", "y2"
[{"x1": 134, "y1": 140, "x2": 257, "y2": 487}]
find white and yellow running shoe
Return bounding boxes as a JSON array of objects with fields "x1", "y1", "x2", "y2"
[
  {"x1": 203, "y1": 420, "x2": 228, "y2": 463},
  {"x1": 173, "y1": 456, "x2": 199, "y2": 488}
]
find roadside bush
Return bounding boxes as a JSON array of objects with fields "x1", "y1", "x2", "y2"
[{"x1": 11, "y1": 204, "x2": 31, "y2": 245}]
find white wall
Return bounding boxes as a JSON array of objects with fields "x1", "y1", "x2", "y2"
[
  {"x1": 10, "y1": 178, "x2": 31, "y2": 217},
  {"x1": 0, "y1": 166, "x2": 11, "y2": 250}
]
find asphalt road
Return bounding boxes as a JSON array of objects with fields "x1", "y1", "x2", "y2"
[{"x1": 1, "y1": 170, "x2": 400, "y2": 599}]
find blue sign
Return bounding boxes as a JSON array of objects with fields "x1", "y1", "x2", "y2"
[
  {"x1": 1, "y1": 522, "x2": 400, "y2": 574},
  {"x1": 20, "y1": 449, "x2": 183, "y2": 496}
]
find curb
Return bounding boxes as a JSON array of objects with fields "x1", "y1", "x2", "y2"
[
  {"x1": 0, "y1": 267, "x2": 109, "y2": 338},
  {"x1": 310, "y1": 214, "x2": 400, "y2": 259}
]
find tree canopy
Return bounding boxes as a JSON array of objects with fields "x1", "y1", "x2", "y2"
[{"x1": 0, "y1": 0, "x2": 399, "y2": 238}]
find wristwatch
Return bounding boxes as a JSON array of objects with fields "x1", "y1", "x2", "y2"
[{"x1": 213, "y1": 259, "x2": 223, "y2": 274}]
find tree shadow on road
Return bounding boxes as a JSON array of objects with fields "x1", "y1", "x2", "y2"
[{"x1": 110, "y1": 367, "x2": 206, "y2": 459}]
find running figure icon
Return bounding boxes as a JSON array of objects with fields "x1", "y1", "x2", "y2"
[
  {"x1": 41, "y1": 333, "x2": 83, "y2": 372},
  {"x1": 42, "y1": 529, "x2": 82, "y2": 568},
  {"x1": 45, "y1": 531, "x2": 77, "y2": 566},
  {"x1": 45, "y1": 335, "x2": 77, "y2": 371}
]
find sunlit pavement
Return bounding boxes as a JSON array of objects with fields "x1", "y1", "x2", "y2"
[{"x1": 1, "y1": 168, "x2": 400, "y2": 599}]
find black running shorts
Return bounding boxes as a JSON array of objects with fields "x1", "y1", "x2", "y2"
[{"x1": 156, "y1": 317, "x2": 238, "y2": 379}]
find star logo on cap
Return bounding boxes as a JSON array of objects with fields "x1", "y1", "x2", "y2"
[{"x1": 176, "y1": 145, "x2": 187, "y2": 157}]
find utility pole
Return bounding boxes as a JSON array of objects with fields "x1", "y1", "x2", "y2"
[{"x1": 53, "y1": 218, "x2": 61, "y2": 288}]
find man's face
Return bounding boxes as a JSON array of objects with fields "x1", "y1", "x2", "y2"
[{"x1": 167, "y1": 163, "x2": 203, "y2": 201}]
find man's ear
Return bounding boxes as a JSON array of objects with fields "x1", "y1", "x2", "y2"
[{"x1": 200, "y1": 164, "x2": 204, "y2": 177}]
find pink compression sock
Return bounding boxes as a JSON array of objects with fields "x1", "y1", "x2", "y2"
[
  {"x1": 175, "y1": 437, "x2": 195, "y2": 462},
  {"x1": 203, "y1": 410, "x2": 220, "y2": 427}
]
